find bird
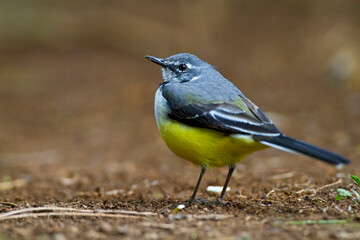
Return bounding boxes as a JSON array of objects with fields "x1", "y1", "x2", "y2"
[{"x1": 145, "y1": 53, "x2": 351, "y2": 204}]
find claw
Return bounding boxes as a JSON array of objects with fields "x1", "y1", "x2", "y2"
[
  {"x1": 215, "y1": 198, "x2": 233, "y2": 207},
  {"x1": 194, "y1": 198, "x2": 209, "y2": 204}
]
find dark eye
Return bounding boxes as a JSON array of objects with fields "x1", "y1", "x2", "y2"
[{"x1": 178, "y1": 64, "x2": 187, "y2": 71}]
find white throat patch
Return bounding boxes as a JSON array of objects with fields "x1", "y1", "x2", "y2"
[{"x1": 161, "y1": 68, "x2": 176, "y2": 82}]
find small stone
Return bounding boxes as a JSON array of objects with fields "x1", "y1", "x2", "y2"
[{"x1": 207, "y1": 186, "x2": 230, "y2": 193}]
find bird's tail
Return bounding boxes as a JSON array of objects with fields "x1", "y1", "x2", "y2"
[{"x1": 258, "y1": 135, "x2": 351, "y2": 166}]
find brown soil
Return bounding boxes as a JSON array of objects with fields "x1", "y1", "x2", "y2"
[{"x1": 1, "y1": 1, "x2": 360, "y2": 239}]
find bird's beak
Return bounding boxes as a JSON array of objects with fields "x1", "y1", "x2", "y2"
[{"x1": 144, "y1": 55, "x2": 168, "y2": 68}]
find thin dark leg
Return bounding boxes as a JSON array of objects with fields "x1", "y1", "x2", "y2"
[
  {"x1": 170, "y1": 166, "x2": 207, "y2": 209},
  {"x1": 189, "y1": 166, "x2": 206, "y2": 202},
  {"x1": 218, "y1": 164, "x2": 236, "y2": 202}
]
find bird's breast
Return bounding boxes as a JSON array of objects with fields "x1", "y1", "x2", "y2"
[{"x1": 154, "y1": 87, "x2": 170, "y2": 128}]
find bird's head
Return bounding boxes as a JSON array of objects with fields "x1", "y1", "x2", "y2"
[{"x1": 145, "y1": 53, "x2": 213, "y2": 83}]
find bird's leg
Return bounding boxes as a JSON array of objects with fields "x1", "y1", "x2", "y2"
[
  {"x1": 171, "y1": 166, "x2": 207, "y2": 208},
  {"x1": 188, "y1": 166, "x2": 206, "y2": 203},
  {"x1": 217, "y1": 164, "x2": 236, "y2": 204}
]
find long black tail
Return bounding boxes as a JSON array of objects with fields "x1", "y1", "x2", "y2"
[{"x1": 259, "y1": 135, "x2": 351, "y2": 166}]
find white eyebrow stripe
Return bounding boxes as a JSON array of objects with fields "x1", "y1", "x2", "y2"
[
  {"x1": 190, "y1": 76, "x2": 200, "y2": 81},
  {"x1": 186, "y1": 63, "x2": 194, "y2": 69},
  {"x1": 186, "y1": 64, "x2": 200, "y2": 69}
]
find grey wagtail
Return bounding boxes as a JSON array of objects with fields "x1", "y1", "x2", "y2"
[{"x1": 145, "y1": 53, "x2": 351, "y2": 204}]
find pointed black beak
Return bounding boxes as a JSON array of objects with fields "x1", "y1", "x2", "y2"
[{"x1": 145, "y1": 55, "x2": 168, "y2": 68}]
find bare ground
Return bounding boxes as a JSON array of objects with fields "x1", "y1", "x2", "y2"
[{"x1": 1, "y1": 1, "x2": 360, "y2": 239}]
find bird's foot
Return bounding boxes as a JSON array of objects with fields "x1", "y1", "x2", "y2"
[
  {"x1": 170, "y1": 198, "x2": 233, "y2": 209},
  {"x1": 214, "y1": 197, "x2": 233, "y2": 207},
  {"x1": 192, "y1": 198, "x2": 209, "y2": 205},
  {"x1": 170, "y1": 198, "x2": 209, "y2": 209}
]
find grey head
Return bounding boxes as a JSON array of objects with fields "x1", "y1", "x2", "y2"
[
  {"x1": 145, "y1": 53, "x2": 246, "y2": 104},
  {"x1": 145, "y1": 53, "x2": 215, "y2": 83}
]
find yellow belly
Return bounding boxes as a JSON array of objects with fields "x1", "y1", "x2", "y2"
[{"x1": 158, "y1": 119, "x2": 268, "y2": 168}]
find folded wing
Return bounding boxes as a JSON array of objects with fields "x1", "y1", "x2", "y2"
[{"x1": 166, "y1": 97, "x2": 281, "y2": 137}]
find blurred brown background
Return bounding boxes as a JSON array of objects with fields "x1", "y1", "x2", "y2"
[{"x1": 0, "y1": 0, "x2": 359, "y2": 200}]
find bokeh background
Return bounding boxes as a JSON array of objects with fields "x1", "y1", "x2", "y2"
[
  {"x1": 1, "y1": 1, "x2": 360, "y2": 239},
  {"x1": 0, "y1": 0, "x2": 359, "y2": 206}
]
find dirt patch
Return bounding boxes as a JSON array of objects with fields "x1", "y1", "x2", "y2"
[{"x1": 1, "y1": 1, "x2": 360, "y2": 239}]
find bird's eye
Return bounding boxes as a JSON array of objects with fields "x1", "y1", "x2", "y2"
[{"x1": 178, "y1": 64, "x2": 187, "y2": 71}]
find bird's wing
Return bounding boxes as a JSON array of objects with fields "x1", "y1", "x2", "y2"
[
  {"x1": 239, "y1": 97, "x2": 274, "y2": 124},
  {"x1": 167, "y1": 99, "x2": 281, "y2": 137}
]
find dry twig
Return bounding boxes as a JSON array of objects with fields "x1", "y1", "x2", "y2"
[
  {"x1": 265, "y1": 188, "x2": 288, "y2": 197},
  {"x1": 316, "y1": 179, "x2": 342, "y2": 191},
  {"x1": 0, "y1": 206, "x2": 157, "y2": 221},
  {"x1": 295, "y1": 179, "x2": 343, "y2": 195},
  {"x1": 0, "y1": 212, "x2": 142, "y2": 221}
]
